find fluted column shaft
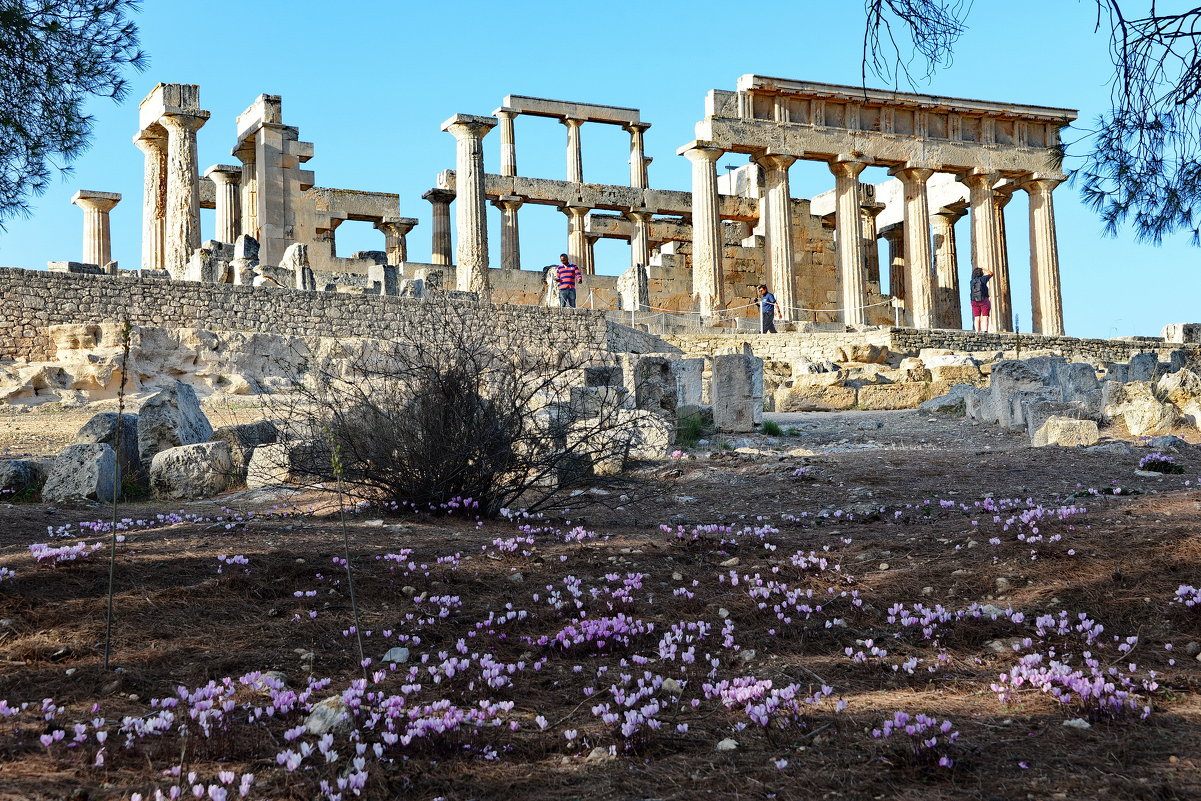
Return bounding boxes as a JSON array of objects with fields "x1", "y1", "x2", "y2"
[
  {"x1": 493, "y1": 196, "x2": 523, "y2": 269},
  {"x1": 205, "y1": 165, "x2": 242, "y2": 244},
  {"x1": 423, "y1": 189, "x2": 454, "y2": 266},
  {"x1": 993, "y1": 188, "x2": 1016, "y2": 332},
  {"x1": 626, "y1": 210, "x2": 653, "y2": 270},
  {"x1": 563, "y1": 118, "x2": 583, "y2": 183},
  {"x1": 881, "y1": 226, "x2": 909, "y2": 326},
  {"x1": 830, "y1": 158, "x2": 869, "y2": 325},
  {"x1": 562, "y1": 206, "x2": 592, "y2": 274},
  {"x1": 861, "y1": 200, "x2": 885, "y2": 285},
  {"x1": 72, "y1": 191, "x2": 121, "y2": 267},
  {"x1": 680, "y1": 142, "x2": 725, "y2": 314},
  {"x1": 442, "y1": 115, "x2": 496, "y2": 294},
  {"x1": 134, "y1": 131, "x2": 166, "y2": 272},
  {"x1": 756, "y1": 154, "x2": 799, "y2": 321},
  {"x1": 1023, "y1": 176, "x2": 1065, "y2": 335},
  {"x1": 160, "y1": 112, "x2": 209, "y2": 280},
  {"x1": 627, "y1": 123, "x2": 650, "y2": 189},
  {"x1": 931, "y1": 206, "x2": 966, "y2": 329},
  {"x1": 893, "y1": 166, "x2": 936, "y2": 329},
  {"x1": 962, "y1": 170, "x2": 1008, "y2": 330},
  {"x1": 496, "y1": 108, "x2": 517, "y2": 177}
]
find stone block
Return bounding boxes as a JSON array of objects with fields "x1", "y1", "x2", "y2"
[
  {"x1": 1161, "y1": 323, "x2": 1201, "y2": 344},
  {"x1": 1103, "y1": 381, "x2": 1180, "y2": 437},
  {"x1": 149, "y1": 442, "x2": 233, "y2": 500},
  {"x1": 630, "y1": 356, "x2": 678, "y2": 416},
  {"x1": 930, "y1": 364, "x2": 983, "y2": 384},
  {"x1": 368, "y1": 264, "x2": 399, "y2": 296},
  {"x1": 671, "y1": 358, "x2": 705, "y2": 406},
  {"x1": 137, "y1": 381, "x2": 213, "y2": 469},
  {"x1": 918, "y1": 384, "x2": 974, "y2": 415},
  {"x1": 209, "y1": 420, "x2": 280, "y2": 479},
  {"x1": 1127, "y1": 353, "x2": 1159, "y2": 382},
  {"x1": 838, "y1": 344, "x2": 890, "y2": 364},
  {"x1": 43, "y1": 444, "x2": 116, "y2": 503},
  {"x1": 856, "y1": 382, "x2": 928, "y2": 410},
  {"x1": 74, "y1": 412, "x2": 141, "y2": 483},
  {"x1": 1155, "y1": 368, "x2": 1201, "y2": 428},
  {"x1": 775, "y1": 384, "x2": 857, "y2": 412},
  {"x1": 1031, "y1": 417, "x2": 1100, "y2": 448},
  {"x1": 569, "y1": 385, "x2": 630, "y2": 418},
  {"x1": 0, "y1": 459, "x2": 49, "y2": 497},
  {"x1": 1024, "y1": 400, "x2": 1091, "y2": 441},
  {"x1": 711, "y1": 353, "x2": 764, "y2": 432},
  {"x1": 582, "y1": 365, "x2": 623, "y2": 387}
]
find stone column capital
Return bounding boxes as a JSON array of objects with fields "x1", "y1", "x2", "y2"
[
  {"x1": 491, "y1": 195, "x2": 524, "y2": 212},
  {"x1": 753, "y1": 152, "x2": 798, "y2": 172},
  {"x1": 889, "y1": 165, "x2": 936, "y2": 184},
  {"x1": 133, "y1": 128, "x2": 167, "y2": 152},
  {"x1": 677, "y1": 140, "x2": 724, "y2": 163},
  {"x1": 861, "y1": 201, "x2": 886, "y2": 219},
  {"x1": 624, "y1": 209, "x2": 654, "y2": 223},
  {"x1": 560, "y1": 204, "x2": 590, "y2": 221},
  {"x1": 422, "y1": 188, "x2": 456, "y2": 204},
  {"x1": 829, "y1": 157, "x2": 869, "y2": 180},
  {"x1": 623, "y1": 122, "x2": 651, "y2": 134},
  {"x1": 958, "y1": 168, "x2": 1001, "y2": 189},
  {"x1": 159, "y1": 111, "x2": 210, "y2": 134},
  {"x1": 203, "y1": 164, "x2": 242, "y2": 185},
  {"x1": 441, "y1": 114, "x2": 498, "y2": 139},
  {"x1": 71, "y1": 189, "x2": 121, "y2": 213},
  {"x1": 1019, "y1": 172, "x2": 1066, "y2": 194},
  {"x1": 560, "y1": 117, "x2": 584, "y2": 129},
  {"x1": 376, "y1": 217, "x2": 418, "y2": 236},
  {"x1": 492, "y1": 107, "x2": 518, "y2": 121},
  {"x1": 933, "y1": 200, "x2": 969, "y2": 222}
]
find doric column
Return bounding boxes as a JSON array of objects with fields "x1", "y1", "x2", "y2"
[
  {"x1": 754, "y1": 153, "x2": 799, "y2": 321},
  {"x1": 880, "y1": 225, "x2": 909, "y2": 326},
  {"x1": 562, "y1": 205, "x2": 592, "y2": 274},
  {"x1": 159, "y1": 111, "x2": 210, "y2": 280},
  {"x1": 204, "y1": 164, "x2": 242, "y2": 244},
  {"x1": 830, "y1": 157, "x2": 870, "y2": 325},
  {"x1": 1022, "y1": 174, "x2": 1066, "y2": 335},
  {"x1": 585, "y1": 234, "x2": 599, "y2": 277},
  {"x1": 71, "y1": 190, "x2": 121, "y2": 267},
  {"x1": 133, "y1": 130, "x2": 166, "y2": 272},
  {"x1": 492, "y1": 195, "x2": 523, "y2": 269},
  {"x1": 679, "y1": 141, "x2": 725, "y2": 315},
  {"x1": 931, "y1": 203, "x2": 967, "y2": 329},
  {"x1": 562, "y1": 118, "x2": 583, "y2": 183},
  {"x1": 626, "y1": 209, "x2": 653, "y2": 270},
  {"x1": 232, "y1": 140, "x2": 257, "y2": 243},
  {"x1": 441, "y1": 114, "x2": 497, "y2": 295},
  {"x1": 891, "y1": 166, "x2": 936, "y2": 329},
  {"x1": 375, "y1": 218, "x2": 417, "y2": 266},
  {"x1": 961, "y1": 170, "x2": 1006, "y2": 330},
  {"x1": 860, "y1": 197, "x2": 885, "y2": 285},
  {"x1": 992, "y1": 183, "x2": 1017, "y2": 332},
  {"x1": 626, "y1": 122, "x2": 651, "y2": 189},
  {"x1": 423, "y1": 188, "x2": 455, "y2": 266},
  {"x1": 494, "y1": 107, "x2": 518, "y2": 177}
]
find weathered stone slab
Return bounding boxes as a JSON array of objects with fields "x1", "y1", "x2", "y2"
[
  {"x1": 209, "y1": 420, "x2": 280, "y2": 480},
  {"x1": 1155, "y1": 369, "x2": 1201, "y2": 428},
  {"x1": 74, "y1": 412, "x2": 141, "y2": 482},
  {"x1": 776, "y1": 384, "x2": 857, "y2": 412},
  {"x1": 856, "y1": 382, "x2": 928, "y2": 410},
  {"x1": 918, "y1": 384, "x2": 974, "y2": 415},
  {"x1": 149, "y1": 442, "x2": 233, "y2": 500},
  {"x1": 43, "y1": 444, "x2": 117, "y2": 503},
  {"x1": 1031, "y1": 417, "x2": 1100, "y2": 447},
  {"x1": 711, "y1": 353, "x2": 764, "y2": 432},
  {"x1": 1103, "y1": 381, "x2": 1180, "y2": 437},
  {"x1": 137, "y1": 382, "x2": 213, "y2": 468}
]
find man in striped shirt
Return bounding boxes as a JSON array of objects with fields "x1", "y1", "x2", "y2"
[{"x1": 554, "y1": 253, "x2": 582, "y2": 308}]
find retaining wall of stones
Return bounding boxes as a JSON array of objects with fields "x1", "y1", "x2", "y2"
[{"x1": 0, "y1": 267, "x2": 657, "y2": 363}]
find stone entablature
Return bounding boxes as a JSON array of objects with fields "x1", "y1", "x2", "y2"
[{"x1": 703, "y1": 75, "x2": 1076, "y2": 174}]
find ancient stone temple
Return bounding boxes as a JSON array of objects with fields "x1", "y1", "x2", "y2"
[{"x1": 59, "y1": 75, "x2": 1075, "y2": 336}]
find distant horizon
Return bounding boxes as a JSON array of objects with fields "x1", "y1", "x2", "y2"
[{"x1": 1, "y1": 0, "x2": 1194, "y2": 340}]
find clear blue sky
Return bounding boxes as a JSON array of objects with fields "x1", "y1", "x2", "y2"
[{"x1": 0, "y1": 0, "x2": 1193, "y2": 339}]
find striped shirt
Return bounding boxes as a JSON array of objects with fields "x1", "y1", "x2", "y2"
[{"x1": 555, "y1": 262, "x2": 582, "y2": 289}]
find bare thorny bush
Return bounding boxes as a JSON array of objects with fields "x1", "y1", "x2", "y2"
[
  {"x1": 862, "y1": 1, "x2": 1201, "y2": 244},
  {"x1": 263, "y1": 303, "x2": 659, "y2": 518}
]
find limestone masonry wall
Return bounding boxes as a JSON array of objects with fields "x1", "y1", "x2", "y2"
[
  {"x1": 666, "y1": 328, "x2": 1200, "y2": 366},
  {"x1": 0, "y1": 267, "x2": 616, "y2": 363}
]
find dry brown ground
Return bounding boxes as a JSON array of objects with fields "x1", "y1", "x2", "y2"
[{"x1": 0, "y1": 408, "x2": 1198, "y2": 800}]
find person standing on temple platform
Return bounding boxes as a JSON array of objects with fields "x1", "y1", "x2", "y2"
[
  {"x1": 756, "y1": 284, "x2": 780, "y2": 333},
  {"x1": 554, "y1": 253, "x2": 582, "y2": 308}
]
